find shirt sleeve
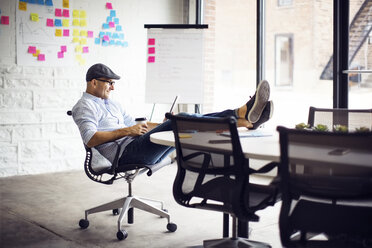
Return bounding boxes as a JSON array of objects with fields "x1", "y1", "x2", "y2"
[
  {"x1": 118, "y1": 103, "x2": 136, "y2": 127},
  {"x1": 72, "y1": 100, "x2": 98, "y2": 145}
]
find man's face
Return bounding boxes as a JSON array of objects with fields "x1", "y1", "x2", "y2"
[{"x1": 92, "y1": 78, "x2": 115, "y2": 99}]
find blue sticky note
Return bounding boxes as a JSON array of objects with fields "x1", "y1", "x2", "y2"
[
  {"x1": 114, "y1": 18, "x2": 119, "y2": 24},
  {"x1": 102, "y1": 23, "x2": 109, "y2": 29},
  {"x1": 45, "y1": 0, "x2": 53, "y2": 6},
  {"x1": 99, "y1": 31, "x2": 104, "y2": 38},
  {"x1": 116, "y1": 25, "x2": 122, "y2": 31},
  {"x1": 115, "y1": 41, "x2": 121, "y2": 46},
  {"x1": 102, "y1": 40, "x2": 109, "y2": 46},
  {"x1": 112, "y1": 33, "x2": 119, "y2": 39},
  {"x1": 55, "y1": 19, "x2": 62, "y2": 27},
  {"x1": 122, "y1": 41, "x2": 128, "y2": 47},
  {"x1": 37, "y1": 0, "x2": 44, "y2": 5},
  {"x1": 119, "y1": 33, "x2": 124, "y2": 40},
  {"x1": 110, "y1": 10, "x2": 116, "y2": 17},
  {"x1": 109, "y1": 40, "x2": 115, "y2": 45},
  {"x1": 106, "y1": 16, "x2": 112, "y2": 22},
  {"x1": 27, "y1": 0, "x2": 36, "y2": 3},
  {"x1": 19, "y1": 0, "x2": 27, "y2": 2},
  {"x1": 105, "y1": 32, "x2": 112, "y2": 37},
  {"x1": 95, "y1": 37, "x2": 100, "y2": 45}
]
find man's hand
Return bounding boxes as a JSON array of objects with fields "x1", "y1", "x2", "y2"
[{"x1": 128, "y1": 123, "x2": 148, "y2": 136}]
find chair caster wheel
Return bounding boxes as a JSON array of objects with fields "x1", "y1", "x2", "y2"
[
  {"x1": 117, "y1": 229, "x2": 128, "y2": 240},
  {"x1": 79, "y1": 219, "x2": 89, "y2": 229},
  {"x1": 113, "y1": 208, "x2": 120, "y2": 215},
  {"x1": 167, "y1": 222, "x2": 177, "y2": 232}
]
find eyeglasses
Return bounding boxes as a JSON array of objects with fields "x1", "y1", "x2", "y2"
[{"x1": 96, "y1": 79, "x2": 115, "y2": 86}]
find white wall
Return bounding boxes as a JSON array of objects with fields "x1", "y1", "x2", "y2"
[{"x1": 0, "y1": 0, "x2": 184, "y2": 177}]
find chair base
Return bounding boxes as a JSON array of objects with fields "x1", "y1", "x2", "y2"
[{"x1": 203, "y1": 237, "x2": 271, "y2": 248}]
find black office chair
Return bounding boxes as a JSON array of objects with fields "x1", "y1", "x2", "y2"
[
  {"x1": 277, "y1": 126, "x2": 372, "y2": 248},
  {"x1": 166, "y1": 113, "x2": 279, "y2": 248},
  {"x1": 67, "y1": 111, "x2": 177, "y2": 241},
  {"x1": 308, "y1": 106, "x2": 372, "y2": 131}
]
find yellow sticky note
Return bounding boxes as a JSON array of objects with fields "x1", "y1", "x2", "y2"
[
  {"x1": 80, "y1": 10, "x2": 86, "y2": 18},
  {"x1": 72, "y1": 10, "x2": 79, "y2": 18},
  {"x1": 75, "y1": 54, "x2": 82, "y2": 61},
  {"x1": 55, "y1": 29, "x2": 62, "y2": 37},
  {"x1": 30, "y1": 13, "x2": 39, "y2": 22},
  {"x1": 72, "y1": 19, "x2": 79, "y2": 26},
  {"x1": 80, "y1": 30, "x2": 87, "y2": 37},
  {"x1": 19, "y1": 2, "x2": 27, "y2": 11},
  {"x1": 75, "y1": 45, "x2": 83, "y2": 53},
  {"x1": 63, "y1": 0, "x2": 69, "y2": 8},
  {"x1": 79, "y1": 58, "x2": 86, "y2": 65},
  {"x1": 72, "y1": 37, "x2": 79, "y2": 43},
  {"x1": 80, "y1": 19, "x2": 87, "y2": 27},
  {"x1": 62, "y1": 19, "x2": 69, "y2": 27},
  {"x1": 33, "y1": 50, "x2": 40, "y2": 57},
  {"x1": 79, "y1": 38, "x2": 87, "y2": 45},
  {"x1": 73, "y1": 29, "x2": 79, "y2": 37}
]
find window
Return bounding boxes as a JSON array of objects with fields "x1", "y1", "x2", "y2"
[
  {"x1": 275, "y1": 34, "x2": 293, "y2": 86},
  {"x1": 278, "y1": 0, "x2": 293, "y2": 7}
]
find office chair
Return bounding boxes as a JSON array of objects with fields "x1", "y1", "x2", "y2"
[
  {"x1": 277, "y1": 126, "x2": 372, "y2": 248},
  {"x1": 67, "y1": 111, "x2": 177, "y2": 241},
  {"x1": 308, "y1": 106, "x2": 372, "y2": 131},
  {"x1": 166, "y1": 113, "x2": 279, "y2": 248}
]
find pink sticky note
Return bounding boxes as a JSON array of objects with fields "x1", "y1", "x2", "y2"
[
  {"x1": 148, "y1": 56, "x2": 155, "y2": 63},
  {"x1": 46, "y1": 18, "x2": 54, "y2": 27},
  {"x1": 62, "y1": 9, "x2": 70, "y2": 17},
  {"x1": 55, "y1": 8, "x2": 62, "y2": 17},
  {"x1": 109, "y1": 22, "x2": 115, "y2": 28},
  {"x1": 148, "y1": 47, "x2": 155, "y2": 54},
  {"x1": 1, "y1": 16, "x2": 10, "y2": 25},
  {"x1": 87, "y1": 31, "x2": 93, "y2": 38},
  {"x1": 83, "y1": 46, "x2": 89, "y2": 53},
  {"x1": 63, "y1": 29, "x2": 69, "y2": 37},
  {"x1": 148, "y1": 38, "x2": 155, "y2": 45},
  {"x1": 106, "y1": 2, "x2": 113, "y2": 9},
  {"x1": 103, "y1": 35, "x2": 109, "y2": 41},
  {"x1": 38, "y1": 54, "x2": 45, "y2": 61},
  {"x1": 61, "y1": 45, "x2": 67, "y2": 52},
  {"x1": 28, "y1": 46, "x2": 37, "y2": 54},
  {"x1": 58, "y1": 51, "x2": 64, "y2": 58}
]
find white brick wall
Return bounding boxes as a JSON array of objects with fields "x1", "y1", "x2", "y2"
[{"x1": 0, "y1": 0, "x2": 184, "y2": 177}]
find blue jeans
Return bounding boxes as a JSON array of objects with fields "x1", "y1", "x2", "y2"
[{"x1": 118, "y1": 109, "x2": 238, "y2": 166}]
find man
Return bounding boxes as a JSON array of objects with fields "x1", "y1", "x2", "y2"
[{"x1": 72, "y1": 63, "x2": 273, "y2": 166}]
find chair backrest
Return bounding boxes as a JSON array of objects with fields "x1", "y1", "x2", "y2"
[
  {"x1": 166, "y1": 113, "x2": 252, "y2": 219},
  {"x1": 307, "y1": 106, "x2": 372, "y2": 131}
]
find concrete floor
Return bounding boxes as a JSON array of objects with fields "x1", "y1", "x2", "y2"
[{"x1": 0, "y1": 163, "x2": 282, "y2": 248}]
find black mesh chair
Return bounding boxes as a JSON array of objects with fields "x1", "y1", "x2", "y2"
[
  {"x1": 277, "y1": 126, "x2": 372, "y2": 247},
  {"x1": 166, "y1": 113, "x2": 278, "y2": 248},
  {"x1": 308, "y1": 106, "x2": 372, "y2": 131},
  {"x1": 67, "y1": 111, "x2": 177, "y2": 241}
]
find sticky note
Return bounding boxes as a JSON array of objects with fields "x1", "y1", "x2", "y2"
[
  {"x1": 72, "y1": 37, "x2": 79, "y2": 43},
  {"x1": 94, "y1": 38, "x2": 100, "y2": 44},
  {"x1": 62, "y1": 9, "x2": 69, "y2": 18},
  {"x1": 28, "y1": 46, "x2": 36, "y2": 54},
  {"x1": 72, "y1": 29, "x2": 79, "y2": 36},
  {"x1": 122, "y1": 41, "x2": 128, "y2": 47},
  {"x1": 80, "y1": 10, "x2": 86, "y2": 18},
  {"x1": 0, "y1": 16, "x2": 9, "y2": 25},
  {"x1": 80, "y1": 30, "x2": 87, "y2": 37},
  {"x1": 79, "y1": 38, "x2": 87, "y2": 45},
  {"x1": 80, "y1": 19, "x2": 87, "y2": 27},
  {"x1": 63, "y1": 0, "x2": 69, "y2": 8},
  {"x1": 63, "y1": 29, "x2": 69, "y2": 36},
  {"x1": 87, "y1": 31, "x2": 93, "y2": 38},
  {"x1": 82, "y1": 46, "x2": 89, "y2": 53},
  {"x1": 148, "y1": 56, "x2": 155, "y2": 63},
  {"x1": 62, "y1": 19, "x2": 69, "y2": 27},
  {"x1": 116, "y1": 25, "x2": 122, "y2": 31},
  {"x1": 75, "y1": 54, "x2": 82, "y2": 61},
  {"x1": 72, "y1": 19, "x2": 79, "y2": 26},
  {"x1": 106, "y1": 2, "x2": 113, "y2": 9},
  {"x1": 109, "y1": 22, "x2": 115, "y2": 28},
  {"x1": 79, "y1": 58, "x2": 86, "y2": 65},
  {"x1": 61, "y1": 45, "x2": 67, "y2": 52},
  {"x1": 55, "y1": 29, "x2": 62, "y2": 37},
  {"x1": 38, "y1": 54, "x2": 45, "y2": 61},
  {"x1": 54, "y1": 19, "x2": 62, "y2": 26},
  {"x1": 30, "y1": 13, "x2": 39, "y2": 22},
  {"x1": 115, "y1": 41, "x2": 121, "y2": 46},
  {"x1": 72, "y1": 10, "x2": 79, "y2": 18},
  {"x1": 37, "y1": 0, "x2": 44, "y2": 5},
  {"x1": 102, "y1": 40, "x2": 109, "y2": 46},
  {"x1": 114, "y1": 18, "x2": 119, "y2": 24},
  {"x1": 106, "y1": 16, "x2": 112, "y2": 23},
  {"x1": 33, "y1": 50, "x2": 40, "y2": 57},
  {"x1": 103, "y1": 35, "x2": 109, "y2": 41},
  {"x1": 109, "y1": 40, "x2": 115, "y2": 45},
  {"x1": 102, "y1": 23, "x2": 109, "y2": 29},
  {"x1": 19, "y1": 2, "x2": 27, "y2": 11},
  {"x1": 99, "y1": 32, "x2": 104, "y2": 37},
  {"x1": 110, "y1": 10, "x2": 116, "y2": 17},
  {"x1": 112, "y1": 33, "x2": 119, "y2": 39},
  {"x1": 105, "y1": 32, "x2": 112, "y2": 37},
  {"x1": 58, "y1": 51, "x2": 64, "y2": 58},
  {"x1": 75, "y1": 45, "x2": 82, "y2": 53},
  {"x1": 45, "y1": 0, "x2": 53, "y2": 6},
  {"x1": 119, "y1": 33, "x2": 124, "y2": 40},
  {"x1": 55, "y1": 8, "x2": 62, "y2": 17},
  {"x1": 148, "y1": 47, "x2": 155, "y2": 54},
  {"x1": 148, "y1": 38, "x2": 155, "y2": 45},
  {"x1": 46, "y1": 18, "x2": 54, "y2": 27}
]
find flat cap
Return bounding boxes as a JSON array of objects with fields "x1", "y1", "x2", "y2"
[{"x1": 86, "y1": 63, "x2": 121, "y2": 82}]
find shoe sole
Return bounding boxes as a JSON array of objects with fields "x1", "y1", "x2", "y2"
[{"x1": 248, "y1": 80, "x2": 270, "y2": 123}]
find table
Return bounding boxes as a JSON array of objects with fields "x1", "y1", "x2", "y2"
[{"x1": 150, "y1": 128, "x2": 280, "y2": 238}]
